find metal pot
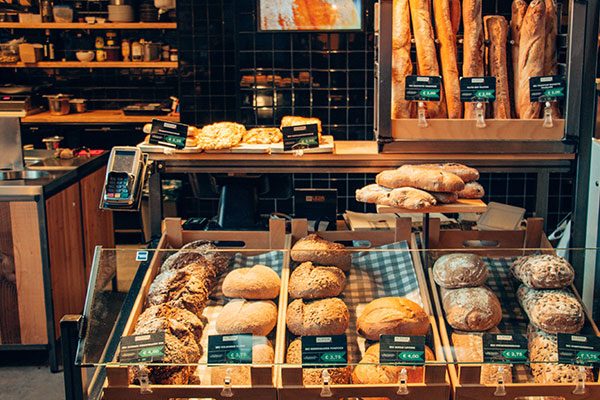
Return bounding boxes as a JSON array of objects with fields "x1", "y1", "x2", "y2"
[
  {"x1": 70, "y1": 98, "x2": 87, "y2": 113},
  {"x1": 45, "y1": 94, "x2": 71, "y2": 115}
]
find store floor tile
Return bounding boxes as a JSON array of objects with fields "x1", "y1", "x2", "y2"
[{"x1": 0, "y1": 365, "x2": 64, "y2": 400}]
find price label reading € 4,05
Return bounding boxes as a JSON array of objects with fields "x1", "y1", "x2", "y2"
[
  {"x1": 301, "y1": 335, "x2": 348, "y2": 369},
  {"x1": 379, "y1": 335, "x2": 426, "y2": 366},
  {"x1": 483, "y1": 333, "x2": 528, "y2": 364},
  {"x1": 119, "y1": 331, "x2": 166, "y2": 363},
  {"x1": 558, "y1": 334, "x2": 600, "y2": 366},
  {"x1": 404, "y1": 75, "x2": 442, "y2": 102}
]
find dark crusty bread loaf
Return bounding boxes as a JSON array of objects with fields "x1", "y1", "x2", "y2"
[
  {"x1": 392, "y1": 0, "x2": 414, "y2": 119},
  {"x1": 462, "y1": 0, "x2": 485, "y2": 119},
  {"x1": 135, "y1": 304, "x2": 206, "y2": 345},
  {"x1": 286, "y1": 338, "x2": 351, "y2": 385},
  {"x1": 511, "y1": 254, "x2": 574, "y2": 289},
  {"x1": 289, "y1": 261, "x2": 346, "y2": 299},
  {"x1": 222, "y1": 264, "x2": 281, "y2": 299},
  {"x1": 286, "y1": 297, "x2": 349, "y2": 336},
  {"x1": 457, "y1": 181, "x2": 485, "y2": 199},
  {"x1": 441, "y1": 286, "x2": 502, "y2": 331},
  {"x1": 433, "y1": 253, "x2": 488, "y2": 289},
  {"x1": 147, "y1": 265, "x2": 212, "y2": 316},
  {"x1": 412, "y1": 163, "x2": 480, "y2": 182},
  {"x1": 210, "y1": 337, "x2": 274, "y2": 385},
  {"x1": 511, "y1": 0, "x2": 528, "y2": 118},
  {"x1": 216, "y1": 299, "x2": 278, "y2": 336},
  {"x1": 357, "y1": 297, "x2": 430, "y2": 340},
  {"x1": 516, "y1": 285, "x2": 583, "y2": 334},
  {"x1": 291, "y1": 233, "x2": 351, "y2": 272},
  {"x1": 376, "y1": 166, "x2": 465, "y2": 192},
  {"x1": 161, "y1": 240, "x2": 231, "y2": 276},
  {"x1": 485, "y1": 15, "x2": 511, "y2": 119}
]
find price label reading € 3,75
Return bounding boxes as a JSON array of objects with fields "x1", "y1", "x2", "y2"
[{"x1": 558, "y1": 334, "x2": 600, "y2": 366}]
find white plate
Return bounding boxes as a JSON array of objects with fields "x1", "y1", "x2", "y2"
[{"x1": 136, "y1": 142, "x2": 202, "y2": 154}]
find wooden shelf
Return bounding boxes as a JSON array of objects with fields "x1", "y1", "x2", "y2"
[
  {"x1": 0, "y1": 61, "x2": 177, "y2": 68},
  {"x1": 21, "y1": 110, "x2": 179, "y2": 124},
  {"x1": 0, "y1": 22, "x2": 176, "y2": 29},
  {"x1": 376, "y1": 199, "x2": 488, "y2": 214}
]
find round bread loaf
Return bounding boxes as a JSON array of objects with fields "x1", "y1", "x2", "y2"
[
  {"x1": 286, "y1": 338, "x2": 351, "y2": 385},
  {"x1": 433, "y1": 253, "x2": 488, "y2": 289},
  {"x1": 357, "y1": 297, "x2": 430, "y2": 341},
  {"x1": 216, "y1": 299, "x2": 278, "y2": 336},
  {"x1": 351, "y1": 343, "x2": 435, "y2": 385},
  {"x1": 286, "y1": 298, "x2": 349, "y2": 336},
  {"x1": 210, "y1": 337, "x2": 274, "y2": 385},
  {"x1": 222, "y1": 264, "x2": 281, "y2": 299},
  {"x1": 441, "y1": 286, "x2": 502, "y2": 332},
  {"x1": 289, "y1": 262, "x2": 346, "y2": 299},
  {"x1": 291, "y1": 234, "x2": 351, "y2": 272}
]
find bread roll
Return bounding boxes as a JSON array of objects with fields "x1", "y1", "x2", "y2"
[
  {"x1": 210, "y1": 337, "x2": 274, "y2": 385},
  {"x1": 286, "y1": 297, "x2": 350, "y2": 336},
  {"x1": 433, "y1": 253, "x2": 488, "y2": 289},
  {"x1": 457, "y1": 181, "x2": 485, "y2": 199},
  {"x1": 518, "y1": 0, "x2": 546, "y2": 119},
  {"x1": 147, "y1": 266, "x2": 211, "y2": 316},
  {"x1": 511, "y1": 0, "x2": 528, "y2": 117},
  {"x1": 441, "y1": 286, "x2": 502, "y2": 331},
  {"x1": 387, "y1": 187, "x2": 437, "y2": 209},
  {"x1": 485, "y1": 16, "x2": 511, "y2": 119},
  {"x1": 516, "y1": 285, "x2": 583, "y2": 334},
  {"x1": 357, "y1": 297, "x2": 430, "y2": 341},
  {"x1": 511, "y1": 254, "x2": 574, "y2": 289},
  {"x1": 429, "y1": 191, "x2": 458, "y2": 204},
  {"x1": 198, "y1": 122, "x2": 245, "y2": 150},
  {"x1": 222, "y1": 264, "x2": 281, "y2": 299},
  {"x1": 286, "y1": 338, "x2": 351, "y2": 385},
  {"x1": 409, "y1": 0, "x2": 447, "y2": 118},
  {"x1": 289, "y1": 262, "x2": 346, "y2": 299},
  {"x1": 462, "y1": 0, "x2": 485, "y2": 119},
  {"x1": 376, "y1": 166, "x2": 465, "y2": 192},
  {"x1": 433, "y1": 0, "x2": 462, "y2": 118},
  {"x1": 216, "y1": 299, "x2": 278, "y2": 336},
  {"x1": 291, "y1": 233, "x2": 351, "y2": 272},
  {"x1": 544, "y1": 0, "x2": 561, "y2": 119},
  {"x1": 355, "y1": 184, "x2": 392, "y2": 204},
  {"x1": 411, "y1": 163, "x2": 480, "y2": 182},
  {"x1": 352, "y1": 343, "x2": 435, "y2": 385},
  {"x1": 451, "y1": 331, "x2": 513, "y2": 384},
  {"x1": 392, "y1": 0, "x2": 414, "y2": 119}
]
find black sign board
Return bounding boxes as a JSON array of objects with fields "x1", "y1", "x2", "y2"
[
  {"x1": 380, "y1": 335, "x2": 426, "y2": 366},
  {"x1": 460, "y1": 77, "x2": 497, "y2": 102},
  {"x1": 529, "y1": 76, "x2": 566, "y2": 103},
  {"x1": 558, "y1": 334, "x2": 600, "y2": 366},
  {"x1": 149, "y1": 119, "x2": 189, "y2": 149},
  {"x1": 404, "y1": 75, "x2": 442, "y2": 102},
  {"x1": 120, "y1": 331, "x2": 166, "y2": 363},
  {"x1": 281, "y1": 124, "x2": 320, "y2": 151},
  {"x1": 482, "y1": 333, "x2": 528, "y2": 363},
  {"x1": 301, "y1": 335, "x2": 348, "y2": 368},
  {"x1": 207, "y1": 334, "x2": 253, "y2": 365}
]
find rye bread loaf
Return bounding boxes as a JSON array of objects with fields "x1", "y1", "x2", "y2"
[
  {"x1": 433, "y1": 253, "x2": 488, "y2": 289},
  {"x1": 457, "y1": 181, "x2": 485, "y2": 199},
  {"x1": 289, "y1": 262, "x2": 346, "y2": 299},
  {"x1": 160, "y1": 240, "x2": 231, "y2": 276},
  {"x1": 286, "y1": 297, "x2": 350, "y2": 336},
  {"x1": 216, "y1": 299, "x2": 278, "y2": 336},
  {"x1": 286, "y1": 338, "x2": 351, "y2": 385},
  {"x1": 291, "y1": 233, "x2": 351, "y2": 272},
  {"x1": 511, "y1": 254, "x2": 574, "y2": 289},
  {"x1": 357, "y1": 297, "x2": 430, "y2": 341},
  {"x1": 222, "y1": 264, "x2": 281, "y2": 299},
  {"x1": 376, "y1": 166, "x2": 465, "y2": 192},
  {"x1": 147, "y1": 265, "x2": 212, "y2": 316},
  {"x1": 516, "y1": 285, "x2": 584, "y2": 334},
  {"x1": 135, "y1": 304, "x2": 207, "y2": 345},
  {"x1": 210, "y1": 337, "x2": 274, "y2": 385},
  {"x1": 441, "y1": 286, "x2": 502, "y2": 331}
]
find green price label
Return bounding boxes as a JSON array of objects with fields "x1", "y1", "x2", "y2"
[
  {"x1": 227, "y1": 350, "x2": 252, "y2": 361},
  {"x1": 297, "y1": 137, "x2": 318, "y2": 146},
  {"x1": 502, "y1": 349, "x2": 528, "y2": 360},
  {"x1": 419, "y1": 89, "x2": 439, "y2": 98},
  {"x1": 545, "y1": 88, "x2": 564, "y2": 97},
  {"x1": 166, "y1": 136, "x2": 186, "y2": 146},
  {"x1": 398, "y1": 351, "x2": 424, "y2": 362},
  {"x1": 138, "y1": 346, "x2": 164, "y2": 358},
  {"x1": 475, "y1": 90, "x2": 495, "y2": 99},
  {"x1": 320, "y1": 352, "x2": 346, "y2": 362},
  {"x1": 576, "y1": 351, "x2": 600, "y2": 363}
]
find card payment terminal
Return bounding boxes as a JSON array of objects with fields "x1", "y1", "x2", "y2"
[{"x1": 101, "y1": 146, "x2": 146, "y2": 210}]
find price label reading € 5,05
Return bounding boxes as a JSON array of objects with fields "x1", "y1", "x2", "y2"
[
  {"x1": 301, "y1": 335, "x2": 348, "y2": 369},
  {"x1": 404, "y1": 75, "x2": 442, "y2": 102},
  {"x1": 379, "y1": 335, "x2": 426, "y2": 366},
  {"x1": 482, "y1": 333, "x2": 528, "y2": 363},
  {"x1": 558, "y1": 334, "x2": 600, "y2": 366}
]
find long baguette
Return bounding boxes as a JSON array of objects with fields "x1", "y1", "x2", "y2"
[
  {"x1": 462, "y1": 0, "x2": 484, "y2": 119},
  {"x1": 511, "y1": 0, "x2": 528, "y2": 118},
  {"x1": 392, "y1": 0, "x2": 414, "y2": 119},
  {"x1": 409, "y1": 0, "x2": 447, "y2": 118},
  {"x1": 485, "y1": 16, "x2": 511, "y2": 119},
  {"x1": 450, "y1": 0, "x2": 461, "y2": 37},
  {"x1": 544, "y1": 0, "x2": 561, "y2": 119},
  {"x1": 518, "y1": 0, "x2": 546, "y2": 119},
  {"x1": 434, "y1": 0, "x2": 462, "y2": 118}
]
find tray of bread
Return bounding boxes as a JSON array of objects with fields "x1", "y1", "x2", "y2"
[
  {"x1": 422, "y1": 218, "x2": 600, "y2": 400},
  {"x1": 276, "y1": 219, "x2": 450, "y2": 400}
]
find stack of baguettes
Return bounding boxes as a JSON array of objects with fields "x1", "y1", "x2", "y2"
[
  {"x1": 355, "y1": 163, "x2": 484, "y2": 210},
  {"x1": 392, "y1": 0, "x2": 560, "y2": 120}
]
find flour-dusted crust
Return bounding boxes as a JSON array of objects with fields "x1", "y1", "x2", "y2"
[
  {"x1": 356, "y1": 297, "x2": 430, "y2": 340},
  {"x1": 286, "y1": 338, "x2": 351, "y2": 385},
  {"x1": 286, "y1": 297, "x2": 349, "y2": 336},
  {"x1": 517, "y1": 285, "x2": 583, "y2": 334},
  {"x1": 457, "y1": 181, "x2": 485, "y2": 199},
  {"x1": 429, "y1": 191, "x2": 459, "y2": 204},
  {"x1": 376, "y1": 166, "x2": 465, "y2": 192},
  {"x1": 511, "y1": 254, "x2": 574, "y2": 289},
  {"x1": 355, "y1": 184, "x2": 392, "y2": 204},
  {"x1": 441, "y1": 286, "x2": 502, "y2": 331},
  {"x1": 411, "y1": 163, "x2": 480, "y2": 182},
  {"x1": 433, "y1": 253, "x2": 488, "y2": 289},
  {"x1": 288, "y1": 261, "x2": 346, "y2": 299},
  {"x1": 387, "y1": 187, "x2": 437, "y2": 209},
  {"x1": 198, "y1": 122, "x2": 245, "y2": 150},
  {"x1": 291, "y1": 233, "x2": 351, "y2": 272},
  {"x1": 222, "y1": 264, "x2": 281, "y2": 299},
  {"x1": 215, "y1": 299, "x2": 278, "y2": 336},
  {"x1": 242, "y1": 127, "x2": 282, "y2": 144}
]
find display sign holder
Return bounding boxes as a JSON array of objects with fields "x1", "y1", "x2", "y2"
[
  {"x1": 460, "y1": 77, "x2": 496, "y2": 128},
  {"x1": 404, "y1": 75, "x2": 442, "y2": 128},
  {"x1": 529, "y1": 76, "x2": 566, "y2": 129}
]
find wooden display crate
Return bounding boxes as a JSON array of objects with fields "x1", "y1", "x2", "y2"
[
  {"x1": 423, "y1": 218, "x2": 600, "y2": 399},
  {"x1": 102, "y1": 218, "x2": 287, "y2": 400},
  {"x1": 276, "y1": 218, "x2": 451, "y2": 400}
]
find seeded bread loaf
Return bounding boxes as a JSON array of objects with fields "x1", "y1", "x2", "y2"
[
  {"x1": 441, "y1": 286, "x2": 502, "y2": 331},
  {"x1": 286, "y1": 297, "x2": 350, "y2": 336},
  {"x1": 289, "y1": 262, "x2": 346, "y2": 299},
  {"x1": 287, "y1": 338, "x2": 351, "y2": 385},
  {"x1": 433, "y1": 253, "x2": 488, "y2": 289},
  {"x1": 222, "y1": 264, "x2": 281, "y2": 299},
  {"x1": 376, "y1": 166, "x2": 465, "y2": 193},
  {"x1": 160, "y1": 240, "x2": 231, "y2": 276},
  {"x1": 135, "y1": 304, "x2": 207, "y2": 345},
  {"x1": 216, "y1": 299, "x2": 278, "y2": 336},
  {"x1": 147, "y1": 265, "x2": 212, "y2": 316},
  {"x1": 291, "y1": 233, "x2": 351, "y2": 272},
  {"x1": 457, "y1": 181, "x2": 485, "y2": 199},
  {"x1": 511, "y1": 254, "x2": 574, "y2": 289},
  {"x1": 357, "y1": 297, "x2": 430, "y2": 340}
]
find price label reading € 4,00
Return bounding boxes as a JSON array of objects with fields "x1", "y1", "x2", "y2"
[
  {"x1": 379, "y1": 335, "x2": 426, "y2": 366},
  {"x1": 301, "y1": 335, "x2": 348, "y2": 369}
]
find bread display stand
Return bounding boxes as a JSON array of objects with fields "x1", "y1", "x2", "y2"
[
  {"x1": 276, "y1": 218, "x2": 450, "y2": 400},
  {"x1": 421, "y1": 218, "x2": 600, "y2": 399},
  {"x1": 102, "y1": 218, "x2": 287, "y2": 400}
]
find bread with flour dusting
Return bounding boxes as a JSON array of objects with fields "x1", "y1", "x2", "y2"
[
  {"x1": 441, "y1": 286, "x2": 502, "y2": 331},
  {"x1": 433, "y1": 253, "x2": 488, "y2": 288}
]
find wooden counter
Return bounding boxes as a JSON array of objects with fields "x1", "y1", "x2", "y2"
[{"x1": 22, "y1": 110, "x2": 179, "y2": 124}]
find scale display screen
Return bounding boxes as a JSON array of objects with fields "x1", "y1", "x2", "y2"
[{"x1": 112, "y1": 150, "x2": 137, "y2": 173}]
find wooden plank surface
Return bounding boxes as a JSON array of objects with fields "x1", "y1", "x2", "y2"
[
  {"x1": 0, "y1": 22, "x2": 176, "y2": 29},
  {"x1": 0, "y1": 202, "x2": 20, "y2": 344},
  {"x1": 10, "y1": 201, "x2": 47, "y2": 344},
  {"x1": 22, "y1": 110, "x2": 179, "y2": 124},
  {"x1": 377, "y1": 199, "x2": 487, "y2": 214}
]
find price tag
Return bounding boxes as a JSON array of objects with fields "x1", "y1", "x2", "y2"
[
  {"x1": 558, "y1": 334, "x2": 600, "y2": 366},
  {"x1": 301, "y1": 335, "x2": 347, "y2": 368},
  {"x1": 460, "y1": 77, "x2": 497, "y2": 102},
  {"x1": 482, "y1": 333, "x2": 528, "y2": 363},
  {"x1": 149, "y1": 119, "x2": 189, "y2": 149},
  {"x1": 207, "y1": 334, "x2": 253, "y2": 365},
  {"x1": 380, "y1": 335, "x2": 426, "y2": 366},
  {"x1": 404, "y1": 75, "x2": 442, "y2": 101},
  {"x1": 281, "y1": 124, "x2": 319, "y2": 151},
  {"x1": 529, "y1": 75, "x2": 566, "y2": 103},
  {"x1": 120, "y1": 331, "x2": 166, "y2": 363}
]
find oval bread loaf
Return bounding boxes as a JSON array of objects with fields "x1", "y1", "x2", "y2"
[
  {"x1": 357, "y1": 297, "x2": 430, "y2": 340},
  {"x1": 441, "y1": 286, "x2": 502, "y2": 331},
  {"x1": 222, "y1": 264, "x2": 281, "y2": 299},
  {"x1": 286, "y1": 338, "x2": 351, "y2": 385},
  {"x1": 433, "y1": 253, "x2": 488, "y2": 289},
  {"x1": 412, "y1": 163, "x2": 480, "y2": 182},
  {"x1": 375, "y1": 166, "x2": 465, "y2": 192},
  {"x1": 216, "y1": 299, "x2": 278, "y2": 336},
  {"x1": 286, "y1": 297, "x2": 349, "y2": 336},
  {"x1": 291, "y1": 233, "x2": 351, "y2": 272},
  {"x1": 516, "y1": 285, "x2": 583, "y2": 334},
  {"x1": 457, "y1": 181, "x2": 485, "y2": 199},
  {"x1": 289, "y1": 262, "x2": 346, "y2": 299},
  {"x1": 511, "y1": 254, "x2": 574, "y2": 289}
]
